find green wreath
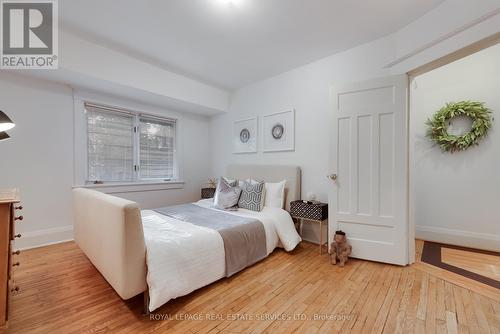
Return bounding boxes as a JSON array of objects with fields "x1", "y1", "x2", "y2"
[{"x1": 426, "y1": 101, "x2": 493, "y2": 153}]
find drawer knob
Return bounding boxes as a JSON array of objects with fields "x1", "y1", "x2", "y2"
[
  {"x1": 15, "y1": 205, "x2": 23, "y2": 210},
  {"x1": 12, "y1": 250, "x2": 20, "y2": 256},
  {"x1": 14, "y1": 233, "x2": 21, "y2": 238},
  {"x1": 13, "y1": 262, "x2": 20, "y2": 267},
  {"x1": 14, "y1": 216, "x2": 23, "y2": 221},
  {"x1": 11, "y1": 286, "x2": 19, "y2": 293}
]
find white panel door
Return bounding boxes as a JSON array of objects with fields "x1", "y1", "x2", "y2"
[{"x1": 329, "y1": 75, "x2": 408, "y2": 265}]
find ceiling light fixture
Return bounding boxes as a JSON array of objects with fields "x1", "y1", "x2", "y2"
[
  {"x1": 0, "y1": 111, "x2": 15, "y2": 132},
  {"x1": 215, "y1": 0, "x2": 241, "y2": 6},
  {"x1": 0, "y1": 132, "x2": 10, "y2": 142}
]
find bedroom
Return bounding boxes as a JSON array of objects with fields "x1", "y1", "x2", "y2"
[{"x1": 0, "y1": 0, "x2": 499, "y2": 333}]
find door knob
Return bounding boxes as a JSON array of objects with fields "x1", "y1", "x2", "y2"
[{"x1": 327, "y1": 174, "x2": 337, "y2": 181}]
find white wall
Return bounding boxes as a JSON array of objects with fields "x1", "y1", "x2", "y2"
[
  {"x1": 0, "y1": 74, "x2": 75, "y2": 249},
  {"x1": 58, "y1": 30, "x2": 230, "y2": 114},
  {"x1": 390, "y1": 0, "x2": 500, "y2": 74},
  {"x1": 17, "y1": 30, "x2": 231, "y2": 116},
  {"x1": 210, "y1": 36, "x2": 395, "y2": 243},
  {"x1": 0, "y1": 73, "x2": 211, "y2": 249},
  {"x1": 210, "y1": 0, "x2": 500, "y2": 244},
  {"x1": 1, "y1": 0, "x2": 498, "y2": 249},
  {"x1": 412, "y1": 44, "x2": 500, "y2": 251}
]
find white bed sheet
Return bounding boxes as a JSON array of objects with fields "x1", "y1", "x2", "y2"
[{"x1": 141, "y1": 199, "x2": 301, "y2": 311}]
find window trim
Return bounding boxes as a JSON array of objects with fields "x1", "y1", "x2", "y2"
[
  {"x1": 74, "y1": 180, "x2": 185, "y2": 194},
  {"x1": 74, "y1": 95, "x2": 183, "y2": 190}
]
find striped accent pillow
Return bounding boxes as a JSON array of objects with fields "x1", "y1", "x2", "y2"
[{"x1": 238, "y1": 181, "x2": 265, "y2": 211}]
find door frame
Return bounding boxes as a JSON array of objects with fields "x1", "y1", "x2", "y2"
[
  {"x1": 406, "y1": 32, "x2": 500, "y2": 264},
  {"x1": 327, "y1": 33, "x2": 500, "y2": 265}
]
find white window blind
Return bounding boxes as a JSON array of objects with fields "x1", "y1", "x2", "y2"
[
  {"x1": 140, "y1": 117, "x2": 175, "y2": 180},
  {"x1": 85, "y1": 103, "x2": 177, "y2": 183},
  {"x1": 87, "y1": 107, "x2": 134, "y2": 182}
]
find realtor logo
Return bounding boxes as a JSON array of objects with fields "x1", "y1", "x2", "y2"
[{"x1": 1, "y1": 0, "x2": 58, "y2": 69}]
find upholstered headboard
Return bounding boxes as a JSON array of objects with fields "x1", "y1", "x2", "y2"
[{"x1": 226, "y1": 164, "x2": 301, "y2": 211}]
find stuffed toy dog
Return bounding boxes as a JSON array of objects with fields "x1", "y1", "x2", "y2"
[{"x1": 330, "y1": 230, "x2": 352, "y2": 267}]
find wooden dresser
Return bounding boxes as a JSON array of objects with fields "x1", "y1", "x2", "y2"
[{"x1": 0, "y1": 189, "x2": 22, "y2": 328}]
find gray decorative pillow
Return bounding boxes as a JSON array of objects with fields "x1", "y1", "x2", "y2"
[
  {"x1": 213, "y1": 178, "x2": 242, "y2": 210},
  {"x1": 238, "y1": 181, "x2": 265, "y2": 211},
  {"x1": 213, "y1": 177, "x2": 238, "y2": 204},
  {"x1": 222, "y1": 177, "x2": 238, "y2": 187}
]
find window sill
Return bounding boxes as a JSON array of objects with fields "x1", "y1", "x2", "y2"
[{"x1": 73, "y1": 180, "x2": 185, "y2": 194}]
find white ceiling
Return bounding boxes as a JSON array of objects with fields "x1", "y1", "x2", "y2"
[{"x1": 60, "y1": 0, "x2": 445, "y2": 90}]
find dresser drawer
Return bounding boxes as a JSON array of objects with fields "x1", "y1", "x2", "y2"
[
  {"x1": 9, "y1": 205, "x2": 23, "y2": 241},
  {"x1": 0, "y1": 189, "x2": 21, "y2": 327}
]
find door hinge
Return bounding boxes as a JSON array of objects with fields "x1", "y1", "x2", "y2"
[
  {"x1": 134, "y1": 165, "x2": 139, "y2": 172},
  {"x1": 133, "y1": 126, "x2": 138, "y2": 133}
]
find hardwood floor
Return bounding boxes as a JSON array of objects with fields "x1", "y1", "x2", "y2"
[
  {"x1": 3, "y1": 241, "x2": 500, "y2": 333},
  {"x1": 442, "y1": 248, "x2": 500, "y2": 282},
  {"x1": 415, "y1": 240, "x2": 500, "y2": 302}
]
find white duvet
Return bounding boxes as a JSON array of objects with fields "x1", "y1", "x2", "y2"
[{"x1": 141, "y1": 199, "x2": 301, "y2": 311}]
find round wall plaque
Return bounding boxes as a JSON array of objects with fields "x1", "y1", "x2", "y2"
[
  {"x1": 271, "y1": 123, "x2": 284, "y2": 139},
  {"x1": 240, "y1": 128, "x2": 250, "y2": 143}
]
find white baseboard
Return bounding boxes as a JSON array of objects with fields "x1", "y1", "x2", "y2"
[
  {"x1": 416, "y1": 225, "x2": 500, "y2": 252},
  {"x1": 15, "y1": 224, "x2": 496, "y2": 252},
  {"x1": 14, "y1": 225, "x2": 74, "y2": 250},
  {"x1": 301, "y1": 236, "x2": 321, "y2": 245}
]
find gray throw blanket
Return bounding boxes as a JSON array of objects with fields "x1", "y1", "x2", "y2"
[{"x1": 154, "y1": 204, "x2": 267, "y2": 277}]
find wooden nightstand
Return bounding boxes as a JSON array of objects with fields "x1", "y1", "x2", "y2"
[{"x1": 290, "y1": 200, "x2": 328, "y2": 255}]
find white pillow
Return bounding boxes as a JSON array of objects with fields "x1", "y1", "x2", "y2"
[
  {"x1": 246, "y1": 179, "x2": 287, "y2": 209},
  {"x1": 264, "y1": 180, "x2": 286, "y2": 208}
]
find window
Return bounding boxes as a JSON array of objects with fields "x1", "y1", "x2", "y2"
[
  {"x1": 85, "y1": 103, "x2": 177, "y2": 183},
  {"x1": 139, "y1": 117, "x2": 175, "y2": 180},
  {"x1": 87, "y1": 107, "x2": 134, "y2": 182}
]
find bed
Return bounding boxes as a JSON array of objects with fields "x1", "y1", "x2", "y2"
[{"x1": 73, "y1": 164, "x2": 301, "y2": 312}]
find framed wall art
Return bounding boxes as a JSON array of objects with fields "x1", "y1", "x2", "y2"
[
  {"x1": 262, "y1": 110, "x2": 295, "y2": 152},
  {"x1": 232, "y1": 117, "x2": 258, "y2": 153}
]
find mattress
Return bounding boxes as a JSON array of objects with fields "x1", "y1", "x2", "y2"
[{"x1": 141, "y1": 199, "x2": 301, "y2": 311}]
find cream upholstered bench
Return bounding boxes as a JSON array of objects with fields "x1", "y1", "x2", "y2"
[{"x1": 73, "y1": 188, "x2": 147, "y2": 300}]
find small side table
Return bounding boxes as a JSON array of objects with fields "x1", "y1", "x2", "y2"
[
  {"x1": 201, "y1": 187, "x2": 216, "y2": 199},
  {"x1": 290, "y1": 200, "x2": 328, "y2": 255}
]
